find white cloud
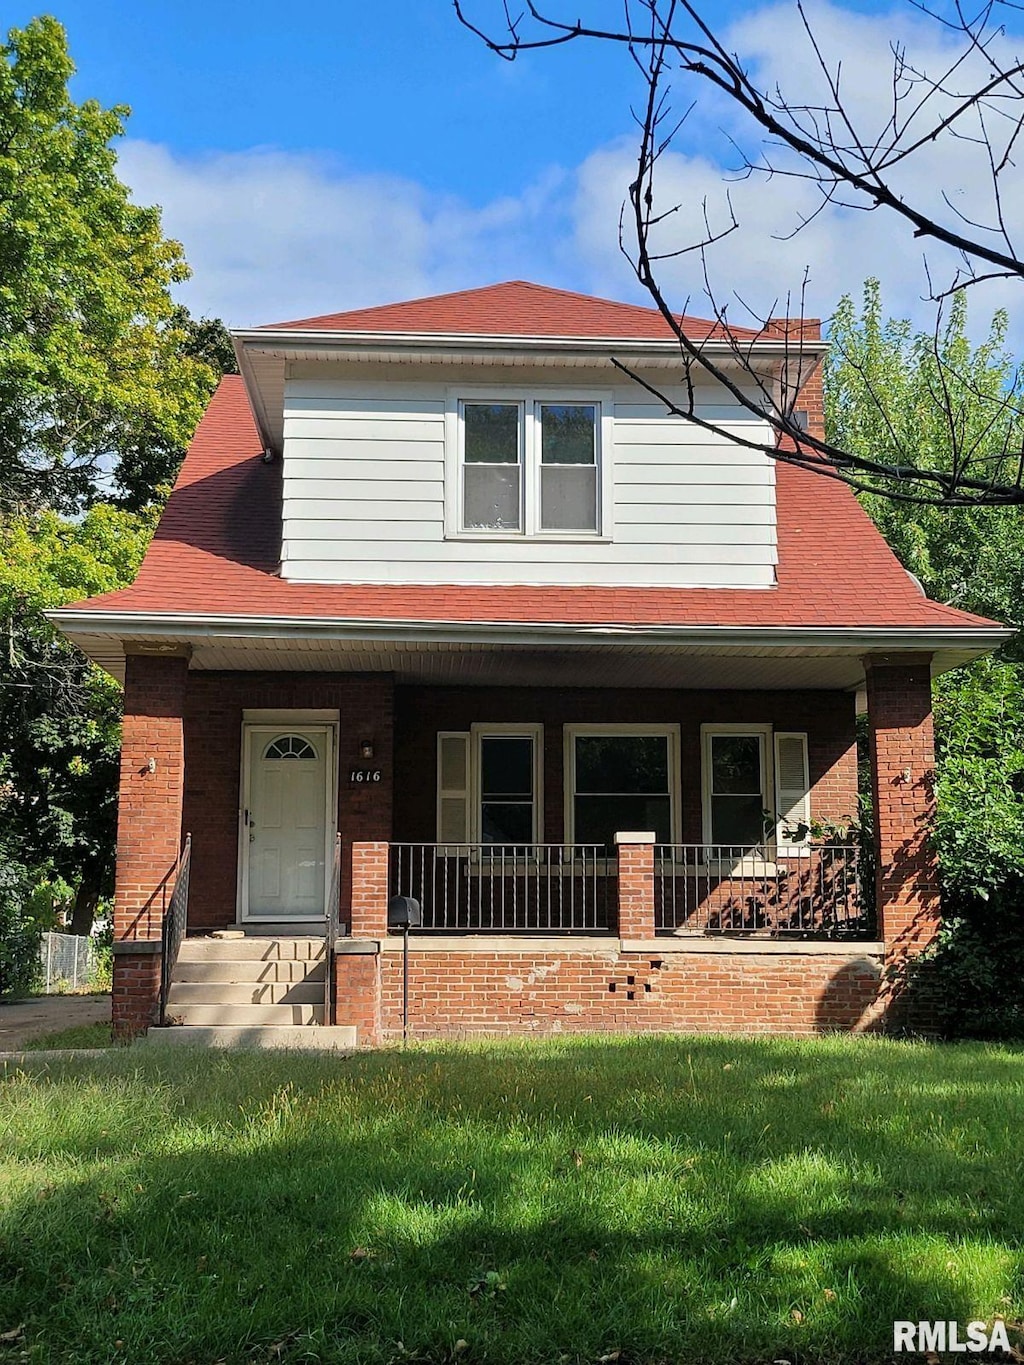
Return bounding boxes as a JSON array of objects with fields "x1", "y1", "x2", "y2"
[
  {"x1": 571, "y1": 0, "x2": 1024, "y2": 336},
  {"x1": 118, "y1": 0, "x2": 1024, "y2": 341},
  {"x1": 118, "y1": 141, "x2": 575, "y2": 326}
]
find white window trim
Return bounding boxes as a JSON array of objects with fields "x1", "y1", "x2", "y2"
[
  {"x1": 444, "y1": 385, "x2": 614, "y2": 542},
  {"x1": 436, "y1": 723, "x2": 545, "y2": 845},
  {"x1": 563, "y1": 723, "x2": 682, "y2": 846},
  {"x1": 700, "y1": 723, "x2": 776, "y2": 851}
]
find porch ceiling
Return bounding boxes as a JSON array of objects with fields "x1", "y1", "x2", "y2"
[{"x1": 62, "y1": 624, "x2": 991, "y2": 691}]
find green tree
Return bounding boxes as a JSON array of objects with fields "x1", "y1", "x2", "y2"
[
  {"x1": 0, "y1": 16, "x2": 216, "y2": 513},
  {"x1": 826, "y1": 282, "x2": 1024, "y2": 1037},
  {"x1": 0, "y1": 505, "x2": 156, "y2": 934},
  {"x1": 827, "y1": 282, "x2": 1024, "y2": 626}
]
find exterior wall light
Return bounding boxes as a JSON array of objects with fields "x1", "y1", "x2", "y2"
[{"x1": 360, "y1": 740, "x2": 375, "y2": 760}]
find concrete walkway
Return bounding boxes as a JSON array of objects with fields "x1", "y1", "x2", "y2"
[{"x1": 0, "y1": 993, "x2": 110, "y2": 1050}]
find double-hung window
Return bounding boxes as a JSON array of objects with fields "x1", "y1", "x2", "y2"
[
  {"x1": 437, "y1": 724, "x2": 542, "y2": 848},
  {"x1": 565, "y1": 725, "x2": 679, "y2": 853},
  {"x1": 701, "y1": 726, "x2": 811, "y2": 853},
  {"x1": 452, "y1": 392, "x2": 608, "y2": 537}
]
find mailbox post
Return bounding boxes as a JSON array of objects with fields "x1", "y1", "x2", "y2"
[{"x1": 388, "y1": 895, "x2": 421, "y2": 1042}]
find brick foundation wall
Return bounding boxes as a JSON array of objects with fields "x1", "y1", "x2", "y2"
[
  {"x1": 111, "y1": 949, "x2": 162, "y2": 1037},
  {"x1": 373, "y1": 943, "x2": 884, "y2": 1040},
  {"x1": 334, "y1": 948, "x2": 382, "y2": 1042},
  {"x1": 180, "y1": 672, "x2": 394, "y2": 930},
  {"x1": 394, "y1": 685, "x2": 858, "y2": 843}
]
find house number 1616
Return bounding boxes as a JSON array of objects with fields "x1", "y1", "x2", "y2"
[{"x1": 349, "y1": 768, "x2": 383, "y2": 783}]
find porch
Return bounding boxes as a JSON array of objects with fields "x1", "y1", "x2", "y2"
[{"x1": 106, "y1": 642, "x2": 944, "y2": 1042}]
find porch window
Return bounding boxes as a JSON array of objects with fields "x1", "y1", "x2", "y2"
[
  {"x1": 704, "y1": 728, "x2": 769, "y2": 848},
  {"x1": 566, "y1": 726, "x2": 678, "y2": 852},
  {"x1": 702, "y1": 726, "x2": 812, "y2": 852},
  {"x1": 436, "y1": 725, "x2": 542, "y2": 845}
]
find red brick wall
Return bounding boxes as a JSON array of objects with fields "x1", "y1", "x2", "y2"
[
  {"x1": 114, "y1": 654, "x2": 188, "y2": 941},
  {"x1": 374, "y1": 946, "x2": 884, "y2": 1040},
  {"x1": 334, "y1": 950, "x2": 381, "y2": 1041},
  {"x1": 866, "y1": 658, "x2": 941, "y2": 957},
  {"x1": 617, "y1": 840, "x2": 655, "y2": 938},
  {"x1": 111, "y1": 951, "x2": 162, "y2": 1038},
  {"x1": 180, "y1": 672, "x2": 394, "y2": 930},
  {"x1": 393, "y1": 685, "x2": 858, "y2": 844}
]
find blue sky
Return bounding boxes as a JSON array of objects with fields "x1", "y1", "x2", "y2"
[{"x1": 11, "y1": 1, "x2": 1024, "y2": 331}]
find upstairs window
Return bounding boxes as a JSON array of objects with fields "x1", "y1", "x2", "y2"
[
  {"x1": 463, "y1": 403, "x2": 522, "y2": 532},
  {"x1": 450, "y1": 392, "x2": 608, "y2": 537},
  {"x1": 539, "y1": 403, "x2": 598, "y2": 532}
]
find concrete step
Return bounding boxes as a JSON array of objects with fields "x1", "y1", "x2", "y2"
[
  {"x1": 142, "y1": 1025, "x2": 356, "y2": 1051},
  {"x1": 240, "y1": 922, "x2": 326, "y2": 937},
  {"x1": 167, "y1": 980, "x2": 325, "y2": 1006},
  {"x1": 178, "y1": 937, "x2": 326, "y2": 963},
  {"x1": 173, "y1": 959, "x2": 327, "y2": 985},
  {"x1": 163, "y1": 1002, "x2": 325, "y2": 1027}
]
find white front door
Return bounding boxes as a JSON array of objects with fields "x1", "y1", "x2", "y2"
[{"x1": 242, "y1": 726, "x2": 333, "y2": 920}]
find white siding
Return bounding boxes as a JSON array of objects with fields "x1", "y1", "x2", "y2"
[{"x1": 279, "y1": 365, "x2": 777, "y2": 588}]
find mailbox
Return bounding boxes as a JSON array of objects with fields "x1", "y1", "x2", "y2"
[{"x1": 388, "y1": 895, "x2": 421, "y2": 930}]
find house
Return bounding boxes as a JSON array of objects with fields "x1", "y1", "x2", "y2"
[{"x1": 53, "y1": 281, "x2": 1009, "y2": 1044}]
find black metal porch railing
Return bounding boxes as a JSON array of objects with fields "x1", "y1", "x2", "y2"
[
  {"x1": 654, "y1": 843, "x2": 871, "y2": 938},
  {"x1": 389, "y1": 844, "x2": 611, "y2": 933},
  {"x1": 159, "y1": 833, "x2": 191, "y2": 1026},
  {"x1": 324, "y1": 831, "x2": 342, "y2": 1023}
]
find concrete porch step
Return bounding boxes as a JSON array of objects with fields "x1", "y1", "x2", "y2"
[
  {"x1": 163, "y1": 1002, "x2": 325, "y2": 1027},
  {"x1": 167, "y1": 980, "x2": 324, "y2": 1006},
  {"x1": 178, "y1": 937, "x2": 326, "y2": 962},
  {"x1": 142, "y1": 1025, "x2": 356, "y2": 1051},
  {"x1": 173, "y1": 959, "x2": 326, "y2": 984}
]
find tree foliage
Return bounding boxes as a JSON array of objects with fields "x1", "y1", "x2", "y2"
[
  {"x1": 827, "y1": 281, "x2": 1024, "y2": 1037},
  {"x1": 0, "y1": 16, "x2": 234, "y2": 934},
  {"x1": 0, "y1": 16, "x2": 217, "y2": 513},
  {"x1": 0, "y1": 506, "x2": 156, "y2": 934}
]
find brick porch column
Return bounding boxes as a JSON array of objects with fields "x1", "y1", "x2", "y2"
[
  {"x1": 615, "y1": 833, "x2": 657, "y2": 940},
  {"x1": 350, "y1": 841, "x2": 390, "y2": 938},
  {"x1": 865, "y1": 656, "x2": 941, "y2": 961},
  {"x1": 111, "y1": 651, "x2": 189, "y2": 1036}
]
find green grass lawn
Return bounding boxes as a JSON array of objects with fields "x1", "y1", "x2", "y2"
[
  {"x1": 1, "y1": 1035, "x2": 1023, "y2": 1364},
  {"x1": 20, "y1": 1021, "x2": 115, "y2": 1051}
]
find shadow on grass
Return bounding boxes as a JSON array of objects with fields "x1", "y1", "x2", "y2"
[{"x1": 1, "y1": 1034, "x2": 1022, "y2": 1364}]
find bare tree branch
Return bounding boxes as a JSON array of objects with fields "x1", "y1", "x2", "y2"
[{"x1": 455, "y1": 0, "x2": 1024, "y2": 505}]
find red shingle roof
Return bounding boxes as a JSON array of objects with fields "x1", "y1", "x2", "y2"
[
  {"x1": 62, "y1": 375, "x2": 1000, "y2": 633},
  {"x1": 263, "y1": 280, "x2": 762, "y2": 342}
]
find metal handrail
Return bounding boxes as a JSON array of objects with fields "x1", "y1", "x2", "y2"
[
  {"x1": 324, "y1": 832, "x2": 342, "y2": 1024},
  {"x1": 159, "y1": 834, "x2": 192, "y2": 1026}
]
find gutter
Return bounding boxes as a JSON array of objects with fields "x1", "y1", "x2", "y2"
[
  {"x1": 233, "y1": 328, "x2": 828, "y2": 358},
  {"x1": 47, "y1": 607, "x2": 1013, "y2": 654}
]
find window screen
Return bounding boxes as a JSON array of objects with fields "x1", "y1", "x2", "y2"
[
  {"x1": 462, "y1": 403, "x2": 521, "y2": 531},
  {"x1": 539, "y1": 403, "x2": 598, "y2": 532}
]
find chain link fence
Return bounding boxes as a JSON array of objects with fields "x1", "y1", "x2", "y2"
[{"x1": 38, "y1": 932, "x2": 98, "y2": 993}]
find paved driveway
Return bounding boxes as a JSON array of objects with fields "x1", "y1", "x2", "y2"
[{"x1": 0, "y1": 994, "x2": 110, "y2": 1050}]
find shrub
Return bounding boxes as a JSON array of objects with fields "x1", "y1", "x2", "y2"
[{"x1": 0, "y1": 855, "x2": 43, "y2": 997}]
